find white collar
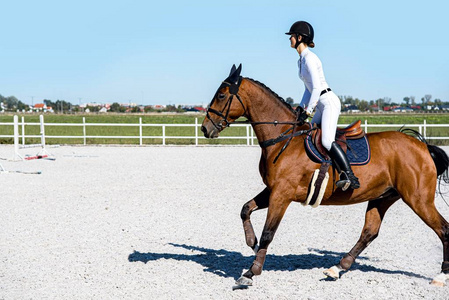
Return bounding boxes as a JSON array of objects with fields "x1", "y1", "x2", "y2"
[{"x1": 299, "y1": 47, "x2": 310, "y2": 59}]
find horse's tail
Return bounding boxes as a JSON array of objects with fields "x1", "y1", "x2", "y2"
[
  {"x1": 428, "y1": 144, "x2": 449, "y2": 180},
  {"x1": 399, "y1": 128, "x2": 449, "y2": 183}
]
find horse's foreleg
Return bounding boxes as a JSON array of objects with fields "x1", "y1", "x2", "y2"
[
  {"x1": 324, "y1": 196, "x2": 399, "y2": 279},
  {"x1": 236, "y1": 196, "x2": 291, "y2": 286},
  {"x1": 240, "y1": 188, "x2": 270, "y2": 253}
]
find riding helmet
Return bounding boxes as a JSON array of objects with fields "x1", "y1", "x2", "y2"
[{"x1": 286, "y1": 21, "x2": 315, "y2": 47}]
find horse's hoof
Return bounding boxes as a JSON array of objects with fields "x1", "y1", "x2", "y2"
[
  {"x1": 235, "y1": 275, "x2": 253, "y2": 287},
  {"x1": 232, "y1": 284, "x2": 249, "y2": 290},
  {"x1": 323, "y1": 265, "x2": 342, "y2": 280},
  {"x1": 431, "y1": 280, "x2": 445, "y2": 287},
  {"x1": 431, "y1": 273, "x2": 448, "y2": 287}
]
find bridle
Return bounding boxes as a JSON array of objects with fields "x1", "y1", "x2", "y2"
[
  {"x1": 205, "y1": 76, "x2": 247, "y2": 131},
  {"x1": 205, "y1": 76, "x2": 316, "y2": 163}
]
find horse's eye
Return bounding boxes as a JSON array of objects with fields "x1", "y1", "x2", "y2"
[{"x1": 218, "y1": 93, "x2": 226, "y2": 100}]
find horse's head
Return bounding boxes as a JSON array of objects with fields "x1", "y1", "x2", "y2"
[{"x1": 201, "y1": 64, "x2": 247, "y2": 138}]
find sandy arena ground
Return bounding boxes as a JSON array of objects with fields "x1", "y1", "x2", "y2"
[{"x1": 0, "y1": 145, "x2": 449, "y2": 299}]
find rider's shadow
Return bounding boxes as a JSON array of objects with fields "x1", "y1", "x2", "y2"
[{"x1": 128, "y1": 243, "x2": 431, "y2": 281}]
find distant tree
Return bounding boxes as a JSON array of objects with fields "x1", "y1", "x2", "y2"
[
  {"x1": 43, "y1": 99, "x2": 55, "y2": 108},
  {"x1": 285, "y1": 97, "x2": 294, "y2": 105},
  {"x1": 5, "y1": 96, "x2": 19, "y2": 109},
  {"x1": 130, "y1": 106, "x2": 141, "y2": 113},
  {"x1": 403, "y1": 97, "x2": 410, "y2": 105},
  {"x1": 343, "y1": 96, "x2": 355, "y2": 105},
  {"x1": 166, "y1": 105, "x2": 177, "y2": 112},
  {"x1": 144, "y1": 106, "x2": 156, "y2": 113},
  {"x1": 358, "y1": 100, "x2": 369, "y2": 111},
  {"x1": 53, "y1": 100, "x2": 72, "y2": 113},
  {"x1": 421, "y1": 94, "x2": 432, "y2": 108},
  {"x1": 410, "y1": 96, "x2": 416, "y2": 105},
  {"x1": 17, "y1": 101, "x2": 29, "y2": 111},
  {"x1": 86, "y1": 105, "x2": 100, "y2": 112},
  {"x1": 110, "y1": 102, "x2": 122, "y2": 112},
  {"x1": 375, "y1": 98, "x2": 384, "y2": 109}
]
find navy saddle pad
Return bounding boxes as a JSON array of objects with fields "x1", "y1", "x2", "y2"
[{"x1": 305, "y1": 133, "x2": 371, "y2": 166}]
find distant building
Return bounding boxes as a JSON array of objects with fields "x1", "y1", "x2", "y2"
[
  {"x1": 343, "y1": 105, "x2": 360, "y2": 113},
  {"x1": 393, "y1": 107, "x2": 414, "y2": 112},
  {"x1": 33, "y1": 103, "x2": 53, "y2": 112},
  {"x1": 33, "y1": 103, "x2": 46, "y2": 111}
]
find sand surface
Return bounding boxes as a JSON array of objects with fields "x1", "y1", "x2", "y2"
[{"x1": 0, "y1": 145, "x2": 448, "y2": 299}]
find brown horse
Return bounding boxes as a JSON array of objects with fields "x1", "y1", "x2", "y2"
[{"x1": 201, "y1": 64, "x2": 449, "y2": 287}]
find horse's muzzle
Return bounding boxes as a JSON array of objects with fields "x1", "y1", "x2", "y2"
[{"x1": 201, "y1": 124, "x2": 219, "y2": 138}]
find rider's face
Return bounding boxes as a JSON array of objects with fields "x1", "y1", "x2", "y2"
[
  {"x1": 290, "y1": 34, "x2": 302, "y2": 48},
  {"x1": 289, "y1": 35, "x2": 296, "y2": 48}
]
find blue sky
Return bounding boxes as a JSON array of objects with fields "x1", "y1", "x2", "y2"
[{"x1": 1, "y1": 0, "x2": 448, "y2": 106}]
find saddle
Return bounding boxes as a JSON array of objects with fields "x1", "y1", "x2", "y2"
[
  {"x1": 312, "y1": 120, "x2": 365, "y2": 160},
  {"x1": 304, "y1": 120, "x2": 368, "y2": 207}
]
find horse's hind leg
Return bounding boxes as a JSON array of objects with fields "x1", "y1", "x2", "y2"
[
  {"x1": 324, "y1": 196, "x2": 399, "y2": 279},
  {"x1": 240, "y1": 187, "x2": 270, "y2": 253},
  {"x1": 401, "y1": 191, "x2": 449, "y2": 286}
]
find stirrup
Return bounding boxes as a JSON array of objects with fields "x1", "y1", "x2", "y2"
[
  {"x1": 336, "y1": 172, "x2": 359, "y2": 191},
  {"x1": 336, "y1": 178, "x2": 351, "y2": 191}
]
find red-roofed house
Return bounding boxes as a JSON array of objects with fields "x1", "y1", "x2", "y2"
[
  {"x1": 193, "y1": 106, "x2": 206, "y2": 112},
  {"x1": 33, "y1": 103, "x2": 47, "y2": 111}
]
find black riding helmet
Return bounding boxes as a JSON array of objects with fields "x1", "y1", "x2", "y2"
[{"x1": 286, "y1": 21, "x2": 315, "y2": 48}]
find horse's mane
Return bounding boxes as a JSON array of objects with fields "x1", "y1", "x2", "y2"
[{"x1": 244, "y1": 77, "x2": 295, "y2": 113}]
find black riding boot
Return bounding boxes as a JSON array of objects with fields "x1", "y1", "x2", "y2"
[{"x1": 328, "y1": 142, "x2": 360, "y2": 191}]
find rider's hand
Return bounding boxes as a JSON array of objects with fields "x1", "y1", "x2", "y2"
[{"x1": 296, "y1": 108, "x2": 310, "y2": 123}]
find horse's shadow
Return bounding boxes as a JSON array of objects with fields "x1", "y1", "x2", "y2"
[{"x1": 128, "y1": 243, "x2": 431, "y2": 281}]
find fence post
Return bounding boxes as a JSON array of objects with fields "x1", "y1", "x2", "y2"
[
  {"x1": 251, "y1": 127, "x2": 254, "y2": 146},
  {"x1": 83, "y1": 117, "x2": 86, "y2": 145},
  {"x1": 40, "y1": 115, "x2": 46, "y2": 147},
  {"x1": 195, "y1": 118, "x2": 198, "y2": 146},
  {"x1": 162, "y1": 125, "x2": 166, "y2": 145},
  {"x1": 423, "y1": 119, "x2": 427, "y2": 140},
  {"x1": 246, "y1": 125, "x2": 250, "y2": 146},
  {"x1": 139, "y1": 117, "x2": 143, "y2": 146},
  {"x1": 21, "y1": 116, "x2": 25, "y2": 146},
  {"x1": 13, "y1": 115, "x2": 23, "y2": 161},
  {"x1": 364, "y1": 120, "x2": 368, "y2": 133}
]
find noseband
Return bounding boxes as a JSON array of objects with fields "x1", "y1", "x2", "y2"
[{"x1": 206, "y1": 76, "x2": 247, "y2": 131}]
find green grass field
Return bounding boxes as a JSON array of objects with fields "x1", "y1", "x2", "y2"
[{"x1": 1, "y1": 113, "x2": 448, "y2": 145}]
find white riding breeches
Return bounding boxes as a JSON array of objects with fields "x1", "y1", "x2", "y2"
[{"x1": 310, "y1": 91, "x2": 341, "y2": 151}]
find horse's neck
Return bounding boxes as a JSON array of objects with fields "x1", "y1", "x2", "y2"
[{"x1": 242, "y1": 80, "x2": 297, "y2": 143}]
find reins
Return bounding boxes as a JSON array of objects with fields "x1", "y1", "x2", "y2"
[{"x1": 205, "y1": 77, "x2": 317, "y2": 163}]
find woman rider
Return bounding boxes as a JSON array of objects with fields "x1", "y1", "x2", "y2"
[{"x1": 286, "y1": 21, "x2": 360, "y2": 190}]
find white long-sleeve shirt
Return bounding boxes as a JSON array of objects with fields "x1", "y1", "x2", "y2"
[{"x1": 298, "y1": 47, "x2": 330, "y2": 115}]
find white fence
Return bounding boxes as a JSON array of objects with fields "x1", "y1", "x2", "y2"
[{"x1": 0, "y1": 115, "x2": 448, "y2": 146}]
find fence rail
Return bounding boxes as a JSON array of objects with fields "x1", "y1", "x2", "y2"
[{"x1": 0, "y1": 115, "x2": 448, "y2": 146}]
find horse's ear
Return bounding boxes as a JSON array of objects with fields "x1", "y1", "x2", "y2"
[
  {"x1": 227, "y1": 63, "x2": 242, "y2": 84},
  {"x1": 229, "y1": 64, "x2": 237, "y2": 77},
  {"x1": 235, "y1": 64, "x2": 242, "y2": 77}
]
